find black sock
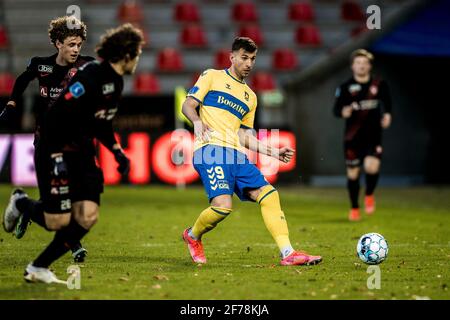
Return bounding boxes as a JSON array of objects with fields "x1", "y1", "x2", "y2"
[
  {"x1": 347, "y1": 178, "x2": 360, "y2": 209},
  {"x1": 365, "y1": 173, "x2": 379, "y2": 196},
  {"x1": 33, "y1": 219, "x2": 89, "y2": 268},
  {"x1": 16, "y1": 197, "x2": 47, "y2": 230}
]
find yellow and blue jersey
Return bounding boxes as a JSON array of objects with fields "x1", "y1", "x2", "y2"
[{"x1": 187, "y1": 69, "x2": 257, "y2": 152}]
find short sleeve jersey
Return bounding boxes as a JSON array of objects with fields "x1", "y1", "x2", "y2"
[{"x1": 187, "y1": 69, "x2": 257, "y2": 151}]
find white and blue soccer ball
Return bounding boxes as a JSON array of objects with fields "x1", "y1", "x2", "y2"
[{"x1": 356, "y1": 233, "x2": 389, "y2": 265}]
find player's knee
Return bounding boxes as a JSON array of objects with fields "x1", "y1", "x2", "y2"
[
  {"x1": 210, "y1": 196, "x2": 233, "y2": 210},
  {"x1": 364, "y1": 160, "x2": 380, "y2": 174},
  {"x1": 247, "y1": 188, "x2": 262, "y2": 201},
  {"x1": 365, "y1": 166, "x2": 379, "y2": 175},
  {"x1": 76, "y1": 209, "x2": 99, "y2": 229},
  {"x1": 72, "y1": 201, "x2": 99, "y2": 229},
  {"x1": 44, "y1": 213, "x2": 70, "y2": 231},
  {"x1": 212, "y1": 202, "x2": 232, "y2": 211},
  {"x1": 364, "y1": 161, "x2": 380, "y2": 174},
  {"x1": 347, "y1": 167, "x2": 360, "y2": 180}
]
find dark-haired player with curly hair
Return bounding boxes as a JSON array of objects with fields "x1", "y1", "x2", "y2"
[
  {"x1": 2, "y1": 16, "x2": 93, "y2": 262},
  {"x1": 3, "y1": 24, "x2": 144, "y2": 283}
]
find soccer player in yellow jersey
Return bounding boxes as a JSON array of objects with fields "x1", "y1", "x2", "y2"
[{"x1": 181, "y1": 37, "x2": 322, "y2": 266}]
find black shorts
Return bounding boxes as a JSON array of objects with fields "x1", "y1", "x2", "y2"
[
  {"x1": 344, "y1": 141, "x2": 382, "y2": 168},
  {"x1": 34, "y1": 145, "x2": 104, "y2": 214}
]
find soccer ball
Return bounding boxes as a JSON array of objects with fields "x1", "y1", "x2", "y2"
[{"x1": 356, "y1": 233, "x2": 389, "y2": 265}]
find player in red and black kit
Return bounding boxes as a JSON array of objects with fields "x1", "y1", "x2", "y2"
[
  {"x1": 333, "y1": 49, "x2": 392, "y2": 221},
  {"x1": 3, "y1": 24, "x2": 144, "y2": 283},
  {"x1": 2, "y1": 16, "x2": 93, "y2": 262}
]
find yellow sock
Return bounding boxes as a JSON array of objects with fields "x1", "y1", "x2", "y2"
[
  {"x1": 257, "y1": 185, "x2": 293, "y2": 257},
  {"x1": 191, "y1": 206, "x2": 232, "y2": 239}
]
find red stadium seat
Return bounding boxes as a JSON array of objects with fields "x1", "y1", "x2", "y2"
[
  {"x1": 341, "y1": 0, "x2": 365, "y2": 21},
  {"x1": 117, "y1": 0, "x2": 144, "y2": 24},
  {"x1": 288, "y1": 1, "x2": 315, "y2": 22},
  {"x1": 0, "y1": 26, "x2": 9, "y2": 49},
  {"x1": 0, "y1": 73, "x2": 14, "y2": 96},
  {"x1": 157, "y1": 48, "x2": 184, "y2": 72},
  {"x1": 133, "y1": 73, "x2": 160, "y2": 94},
  {"x1": 272, "y1": 48, "x2": 299, "y2": 71},
  {"x1": 214, "y1": 49, "x2": 230, "y2": 69},
  {"x1": 174, "y1": 2, "x2": 200, "y2": 22},
  {"x1": 238, "y1": 24, "x2": 264, "y2": 46},
  {"x1": 232, "y1": 2, "x2": 258, "y2": 22},
  {"x1": 251, "y1": 71, "x2": 276, "y2": 92},
  {"x1": 295, "y1": 25, "x2": 322, "y2": 46},
  {"x1": 180, "y1": 24, "x2": 207, "y2": 47}
]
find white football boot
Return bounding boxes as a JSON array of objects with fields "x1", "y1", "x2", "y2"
[
  {"x1": 2, "y1": 189, "x2": 27, "y2": 232},
  {"x1": 24, "y1": 263, "x2": 67, "y2": 284}
]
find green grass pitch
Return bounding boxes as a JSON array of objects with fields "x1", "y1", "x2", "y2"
[{"x1": 0, "y1": 185, "x2": 449, "y2": 300}]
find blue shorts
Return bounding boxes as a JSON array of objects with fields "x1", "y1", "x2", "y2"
[{"x1": 193, "y1": 145, "x2": 269, "y2": 202}]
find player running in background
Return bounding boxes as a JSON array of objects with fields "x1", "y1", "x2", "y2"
[
  {"x1": 333, "y1": 49, "x2": 392, "y2": 221},
  {"x1": 2, "y1": 16, "x2": 94, "y2": 262},
  {"x1": 3, "y1": 23, "x2": 144, "y2": 283},
  {"x1": 181, "y1": 37, "x2": 322, "y2": 266}
]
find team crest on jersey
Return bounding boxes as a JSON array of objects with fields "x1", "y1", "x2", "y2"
[
  {"x1": 244, "y1": 91, "x2": 249, "y2": 101},
  {"x1": 370, "y1": 85, "x2": 378, "y2": 96},
  {"x1": 68, "y1": 68, "x2": 78, "y2": 79},
  {"x1": 349, "y1": 84, "x2": 361, "y2": 94},
  {"x1": 102, "y1": 83, "x2": 115, "y2": 95},
  {"x1": 40, "y1": 86, "x2": 48, "y2": 97},
  {"x1": 69, "y1": 82, "x2": 85, "y2": 99},
  {"x1": 38, "y1": 64, "x2": 53, "y2": 73}
]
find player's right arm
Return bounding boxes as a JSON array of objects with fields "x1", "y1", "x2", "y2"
[
  {"x1": 181, "y1": 97, "x2": 212, "y2": 142},
  {"x1": 7, "y1": 57, "x2": 39, "y2": 108},
  {"x1": 333, "y1": 84, "x2": 352, "y2": 118},
  {"x1": 183, "y1": 69, "x2": 214, "y2": 142}
]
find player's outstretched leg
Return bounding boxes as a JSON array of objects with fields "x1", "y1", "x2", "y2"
[
  {"x1": 12, "y1": 192, "x2": 89, "y2": 263},
  {"x1": 182, "y1": 206, "x2": 232, "y2": 264},
  {"x1": 14, "y1": 192, "x2": 46, "y2": 238},
  {"x1": 3, "y1": 189, "x2": 27, "y2": 233},
  {"x1": 256, "y1": 185, "x2": 322, "y2": 266}
]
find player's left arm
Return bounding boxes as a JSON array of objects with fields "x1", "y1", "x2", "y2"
[
  {"x1": 95, "y1": 120, "x2": 119, "y2": 152},
  {"x1": 238, "y1": 96, "x2": 295, "y2": 163},
  {"x1": 238, "y1": 128, "x2": 295, "y2": 163},
  {"x1": 379, "y1": 80, "x2": 392, "y2": 129},
  {"x1": 95, "y1": 121, "x2": 130, "y2": 175}
]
